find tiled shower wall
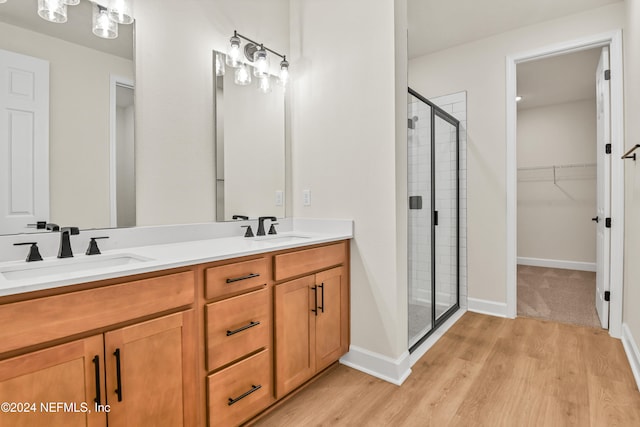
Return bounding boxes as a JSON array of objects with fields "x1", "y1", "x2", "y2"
[{"x1": 408, "y1": 91, "x2": 468, "y2": 313}]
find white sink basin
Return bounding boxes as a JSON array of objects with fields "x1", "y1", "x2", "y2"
[{"x1": 0, "y1": 254, "x2": 152, "y2": 281}]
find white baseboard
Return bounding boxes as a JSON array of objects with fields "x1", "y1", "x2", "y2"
[
  {"x1": 409, "y1": 309, "x2": 466, "y2": 366},
  {"x1": 340, "y1": 346, "x2": 411, "y2": 386},
  {"x1": 468, "y1": 297, "x2": 508, "y2": 318},
  {"x1": 622, "y1": 323, "x2": 640, "y2": 391},
  {"x1": 517, "y1": 257, "x2": 596, "y2": 272}
]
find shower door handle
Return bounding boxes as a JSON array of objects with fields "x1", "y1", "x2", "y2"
[{"x1": 434, "y1": 211, "x2": 439, "y2": 226}]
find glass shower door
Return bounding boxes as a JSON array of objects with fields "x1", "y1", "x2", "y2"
[{"x1": 434, "y1": 111, "x2": 459, "y2": 320}]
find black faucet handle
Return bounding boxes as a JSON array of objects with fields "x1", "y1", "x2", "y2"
[
  {"x1": 86, "y1": 237, "x2": 109, "y2": 256},
  {"x1": 45, "y1": 223, "x2": 60, "y2": 231},
  {"x1": 241, "y1": 225, "x2": 254, "y2": 238},
  {"x1": 14, "y1": 242, "x2": 43, "y2": 262},
  {"x1": 27, "y1": 221, "x2": 48, "y2": 230},
  {"x1": 268, "y1": 223, "x2": 279, "y2": 235}
]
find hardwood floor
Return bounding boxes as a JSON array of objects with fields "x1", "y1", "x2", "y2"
[{"x1": 253, "y1": 312, "x2": 640, "y2": 426}]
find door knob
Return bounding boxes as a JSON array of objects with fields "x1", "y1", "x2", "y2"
[{"x1": 592, "y1": 216, "x2": 599, "y2": 223}]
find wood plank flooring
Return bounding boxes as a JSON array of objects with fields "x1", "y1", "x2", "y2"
[{"x1": 253, "y1": 312, "x2": 640, "y2": 427}]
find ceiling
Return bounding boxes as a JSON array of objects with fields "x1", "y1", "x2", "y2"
[
  {"x1": 0, "y1": 0, "x2": 133, "y2": 59},
  {"x1": 408, "y1": 0, "x2": 622, "y2": 58},
  {"x1": 517, "y1": 48, "x2": 601, "y2": 110}
]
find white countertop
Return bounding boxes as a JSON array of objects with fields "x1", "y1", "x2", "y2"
[{"x1": 0, "y1": 220, "x2": 352, "y2": 297}]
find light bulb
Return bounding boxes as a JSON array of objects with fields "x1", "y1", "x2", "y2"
[
  {"x1": 108, "y1": 0, "x2": 134, "y2": 25},
  {"x1": 215, "y1": 52, "x2": 225, "y2": 77},
  {"x1": 258, "y1": 76, "x2": 272, "y2": 94},
  {"x1": 38, "y1": 0, "x2": 67, "y2": 23},
  {"x1": 226, "y1": 35, "x2": 242, "y2": 68},
  {"x1": 234, "y1": 63, "x2": 252, "y2": 86},
  {"x1": 93, "y1": 4, "x2": 118, "y2": 39},
  {"x1": 62, "y1": 0, "x2": 80, "y2": 5},
  {"x1": 278, "y1": 58, "x2": 289, "y2": 87},
  {"x1": 253, "y1": 47, "x2": 269, "y2": 77}
]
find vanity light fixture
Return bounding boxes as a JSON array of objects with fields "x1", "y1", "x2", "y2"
[
  {"x1": 33, "y1": 0, "x2": 134, "y2": 40},
  {"x1": 38, "y1": 0, "x2": 68, "y2": 23},
  {"x1": 226, "y1": 31, "x2": 290, "y2": 88},
  {"x1": 93, "y1": 4, "x2": 118, "y2": 39}
]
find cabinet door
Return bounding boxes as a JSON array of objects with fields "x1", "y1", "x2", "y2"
[
  {"x1": 104, "y1": 310, "x2": 196, "y2": 427},
  {"x1": 315, "y1": 266, "x2": 349, "y2": 371},
  {"x1": 274, "y1": 275, "x2": 316, "y2": 398},
  {"x1": 0, "y1": 335, "x2": 106, "y2": 427}
]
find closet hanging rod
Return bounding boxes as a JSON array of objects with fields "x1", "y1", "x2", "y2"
[{"x1": 622, "y1": 144, "x2": 640, "y2": 161}]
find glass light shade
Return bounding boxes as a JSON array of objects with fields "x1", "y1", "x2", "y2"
[
  {"x1": 63, "y1": 0, "x2": 80, "y2": 5},
  {"x1": 252, "y1": 48, "x2": 269, "y2": 77},
  {"x1": 215, "y1": 52, "x2": 225, "y2": 77},
  {"x1": 258, "y1": 76, "x2": 272, "y2": 94},
  {"x1": 108, "y1": 0, "x2": 134, "y2": 25},
  {"x1": 278, "y1": 59, "x2": 289, "y2": 87},
  {"x1": 93, "y1": 5, "x2": 118, "y2": 39},
  {"x1": 234, "y1": 64, "x2": 252, "y2": 86},
  {"x1": 38, "y1": 0, "x2": 67, "y2": 23},
  {"x1": 226, "y1": 36, "x2": 241, "y2": 68},
  {"x1": 0, "y1": 0, "x2": 7, "y2": 3}
]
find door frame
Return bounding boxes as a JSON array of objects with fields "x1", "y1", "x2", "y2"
[
  {"x1": 109, "y1": 74, "x2": 134, "y2": 227},
  {"x1": 505, "y1": 30, "x2": 624, "y2": 338}
]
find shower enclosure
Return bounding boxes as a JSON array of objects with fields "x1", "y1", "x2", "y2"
[{"x1": 408, "y1": 88, "x2": 460, "y2": 351}]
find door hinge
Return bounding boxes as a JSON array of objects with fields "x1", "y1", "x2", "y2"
[
  {"x1": 605, "y1": 217, "x2": 612, "y2": 228},
  {"x1": 604, "y1": 69, "x2": 611, "y2": 81},
  {"x1": 604, "y1": 291, "x2": 611, "y2": 302},
  {"x1": 605, "y1": 143, "x2": 612, "y2": 154}
]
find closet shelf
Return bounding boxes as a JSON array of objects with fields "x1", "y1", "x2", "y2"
[{"x1": 517, "y1": 163, "x2": 596, "y2": 183}]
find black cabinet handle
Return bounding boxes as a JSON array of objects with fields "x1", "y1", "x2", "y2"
[
  {"x1": 114, "y1": 348, "x2": 123, "y2": 402},
  {"x1": 434, "y1": 210, "x2": 439, "y2": 226},
  {"x1": 226, "y1": 273, "x2": 260, "y2": 283},
  {"x1": 319, "y1": 283, "x2": 325, "y2": 313},
  {"x1": 228, "y1": 384, "x2": 261, "y2": 406},
  {"x1": 92, "y1": 355, "x2": 101, "y2": 405},
  {"x1": 226, "y1": 321, "x2": 261, "y2": 336},
  {"x1": 311, "y1": 286, "x2": 318, "y2": 316}
]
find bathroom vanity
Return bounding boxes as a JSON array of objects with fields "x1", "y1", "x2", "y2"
[{"x1": 0, "y1": 226, "x2": 351, "y2": 427}]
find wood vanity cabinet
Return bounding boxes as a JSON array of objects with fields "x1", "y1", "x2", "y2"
[
  {"x1": 273, "y1": 243, "x2": 349, "y2": 399},
  {"x1": 0, "y1": 271, "x2": 197, "y2": 427}
]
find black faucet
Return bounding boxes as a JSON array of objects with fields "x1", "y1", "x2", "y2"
[
  {"x1": 257, "y1": 216, "x2": 277, "y2": 236},
  {"x1": 58, "y1": 227, "x2": 80, "y2": 258}
]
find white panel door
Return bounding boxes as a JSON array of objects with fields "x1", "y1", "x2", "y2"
[
  {"x1": 595, "y1": 46, "x2": 611, "y2": 329},
  {"x1": 0, "y1": 49, "x2": 49, "y2": 234}
]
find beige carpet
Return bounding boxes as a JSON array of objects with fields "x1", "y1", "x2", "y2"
[{"x1": 517, "y1": 265, "x2": 602, "y2": 329}]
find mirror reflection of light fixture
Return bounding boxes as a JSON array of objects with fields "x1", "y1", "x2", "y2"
[
  {"x1": 258, "y1": 75, "x2": 272, "y2": 94},
  {"x1": 63, "y1": 0, "x2": 81, "y2": 5},
  {"x1": 215, "y1": 52, "x2": 225, "y2": 77},
  {"x1": 107, "y1": 0, "x2": 133, "y2": 25},
  {"x1": 234, "y1": 63, "x2": 252, "y2": 86},
  {"x1": 38, "y1": 0, "x2": 68, "y2": 23},
  {"x1": 93, "y1": 4, "x2": 118, "y2": 39},
  {"x1": 226, "y1": 30, "x2": 290, "y2": 90}
]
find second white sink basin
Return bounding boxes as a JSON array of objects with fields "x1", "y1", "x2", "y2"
[{"x1": 0, "y1": 254, "x2": 152, "y2": 281}]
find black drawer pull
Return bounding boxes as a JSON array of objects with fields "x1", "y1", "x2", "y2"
[
  {"x1": 92, "y1": 355, "x2": 101, "y2": 405},
  {"x1": 226, "y1": 273, "x2": 260, "y2": 283},
  {"x1": 228, "y1": 384, "x2": 262, "y2": 406},
  {"x1": 311, "y1": 285, "x2": 318, "y2": 316},
  {"x1": 226, "y1": 321, "x2": 261, "y2": 336},
  {"x1": 114, "y1": 348, "x2": 123, "y2": 402},
  {"x1": 319, "y1": 283, "x2": 325, "y2": 313}
]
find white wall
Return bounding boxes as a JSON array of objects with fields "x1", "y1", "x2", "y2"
[
  {"x1": 517, "y1": 100, "x2": 597, "y2": 264},
  {"x1": 409, "y1": 3, "x2": 624, "y2": 304},
  {"x1": 290, "y1": 0, "x2": 409, "y2": 362},
  {"x1": 623, "y1": 0, "x2": 640, "y2": 350},
  {"x1": 0, "y1": 22, "x2": 133, "y2": 229},
  {"x1": 134, "y1": 0, "x2": 289, "y2": 226}
]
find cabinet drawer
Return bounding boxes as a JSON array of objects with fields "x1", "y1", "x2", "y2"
[
  {"x1": 207, "y1": 348, "x2": 272, "y2": 427},
  {"x1": 0, "y1": 271, "x2": 194, "y2": 355},
  {"x1": 206, "y1": 287, "x2": 270, "y2": 371},
  {"x1": 274, "y1": 242, "x2": 346, "y2": 281},
  {"x1": 205, "y1": 258, "x2": 267, "y2": 300}
]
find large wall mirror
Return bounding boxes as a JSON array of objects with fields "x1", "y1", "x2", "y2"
[
  {"x1": 0, "y1": 0, "x2": 134, "y2": 235},
  {"x1": 214, "y1": 49, "x2": 287, "y2": 221}
]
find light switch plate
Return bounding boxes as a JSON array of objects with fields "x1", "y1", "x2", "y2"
[
  {"x1": 303, "y1": 189, "x2": 311, "y2": 206},
  {"x1": 275, "y1": 190, "x2": 283, "y2": 206}
]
